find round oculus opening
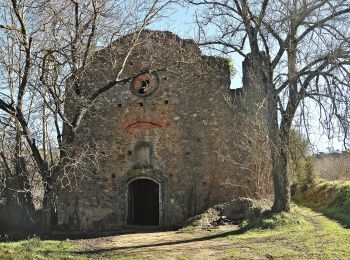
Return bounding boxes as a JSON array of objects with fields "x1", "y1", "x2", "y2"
[{"x1": 130, "y1": 72, "x2": 159, "y2": 97}]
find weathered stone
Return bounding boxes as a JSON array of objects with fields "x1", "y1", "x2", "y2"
[{"x1": 56, "y1": 30, "x2": 271, "y2": 232}]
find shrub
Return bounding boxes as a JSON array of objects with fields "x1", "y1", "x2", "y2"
[
  {"x1": 288, "y1": 131, "x2": 316, "y2": 191},
  {"x1": 240, "y1": 208, "x2": 304, "y2": 230}
]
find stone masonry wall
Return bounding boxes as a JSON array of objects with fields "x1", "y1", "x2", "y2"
[{"x1": 56, "y1": 31, "x2": 267, "y2": 231}]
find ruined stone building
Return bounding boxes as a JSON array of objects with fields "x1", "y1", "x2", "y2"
[{"x1": 56, "y1": 30, "x2": 269, "y2": 231}]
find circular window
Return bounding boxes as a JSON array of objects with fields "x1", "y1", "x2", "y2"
[{"x1": 130, "y1": 72, "x2": 159, "y2": 97}]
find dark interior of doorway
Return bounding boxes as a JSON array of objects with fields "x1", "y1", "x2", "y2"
[{"x1": 128, "y1": 179, "x2": 159, "y2": 226}]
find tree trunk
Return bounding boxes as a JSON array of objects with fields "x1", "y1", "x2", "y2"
[
  {"x1": 263, "y1": 62, "x2": 291, "y2": 213},
  {"x1": 14, "y1": 122, "x2": 38, "y2": 226},
  {"x1": 39, "y1": 122, "x2": 77, "y2": 235},
  {"x1": 40, "y1": 193, "x2": 52, "y2": 236},
  {"x1": 271, "y1": 141, "x2": 291, "y2": 212}
]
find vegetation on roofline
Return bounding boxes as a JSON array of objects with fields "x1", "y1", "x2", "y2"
[{"x1": 225, "y1": 56, "x2": 236, "y2": 77}]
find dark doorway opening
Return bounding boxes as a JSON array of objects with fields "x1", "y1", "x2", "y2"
[{"x1": 128, "y1": 179, "x2": 159, "y2": 226}]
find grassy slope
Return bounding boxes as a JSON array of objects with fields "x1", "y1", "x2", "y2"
[
  {"x1": 1, "y1": 206, "x2": 349, "y2": 259},
  {"x1": 294, "y1": 180, "x2": 350, "y2": 226},
  {"x1": 228, "y1": 207, "x2": 350, "y2": 259}
]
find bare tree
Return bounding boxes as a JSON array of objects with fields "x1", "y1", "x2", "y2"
[
  {"x1": 0, "y1": 0, "x2": 174, "y2": 232},
  {"x1": 187, "y1": 0, "x2": 350, "y2": 212},
  {"x1": 316, "y1": 152, "x2": 350, "y2": 180}
]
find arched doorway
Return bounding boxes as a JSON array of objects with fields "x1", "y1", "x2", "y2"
[{"x1": 128, "y1": 178, "x2": 159, "y2": 226}]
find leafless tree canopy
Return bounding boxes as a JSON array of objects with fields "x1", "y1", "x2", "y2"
[
  {"x1": 0, "y1": 0, "x2": 174, "y2": 231},
  {"x1": 188, "y1": 0, "x2": 350, "y2": 211}
]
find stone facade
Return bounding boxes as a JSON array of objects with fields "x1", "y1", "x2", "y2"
[{"x1": 56, "y1": 30, "x2": 268, "y2": 231}]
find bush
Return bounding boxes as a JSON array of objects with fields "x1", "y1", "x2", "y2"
[
  {"x1": 288, "y1": 131, "x2": 316, "y2": 191},
  {"x1": 240, "y1": 207, "x2": 304, "y2": 230}
]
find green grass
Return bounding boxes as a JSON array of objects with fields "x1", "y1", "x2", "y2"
[
  {"x1": 227, "y1": 206, "x2": 350, "y2": 259},
  {"x1": 240, "y1": 207, "x2": 304, "y2": 230},
  {"x1": 294, "y1": 180, "x2": 350, "y2": 226},
  {"x1": 0, "y1": 236, "x2": 82, "y2": 260},
  {"x1": 1, "y1": 206, "x2": 350, "y2": 259}
]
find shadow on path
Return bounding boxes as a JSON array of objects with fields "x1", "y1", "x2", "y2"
[
  {"x1": 51, "y1": 226, "x2": 177, "y2": 240},
  {"x1": 75, "y1": 228, "x2": 247, "y2": 255}
]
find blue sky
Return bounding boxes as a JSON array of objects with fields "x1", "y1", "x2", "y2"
[{"x1": 149, "y1": 5, "x2": 244, "y2": 88}]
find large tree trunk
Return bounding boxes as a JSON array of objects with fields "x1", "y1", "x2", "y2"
[
  {"x1": 266, "y1": 92, "x2": 291, "y2": 212},
  {"x1": 270, "y1": 138, "x2": 291, "y2": 212},
  {"x1": 14, "y1": 124, "x2": 36, "y2": 216},
  {"x1": 40, "y1": 122, "x2": 77, "y2": 235},
  {"x1": 40, "y1": 189, "x2": 53, "y2": 236},
  {"x1": 263, "y1": 60, "x2": 291, "y2": 213},
  {"x1": 268, "y1": 5, "x2": 298, "y2": 212}
]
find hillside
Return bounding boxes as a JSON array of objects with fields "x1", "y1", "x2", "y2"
[{"x1": 294, "y1": 180, "x2": 350, "y2": 226}]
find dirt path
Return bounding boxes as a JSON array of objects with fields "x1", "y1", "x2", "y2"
[
  {"x1": 75, "y1": 226, "x2": 242, "y2": 259},
  {"x1": 71, "y1": 209, "x2": 350, "y2": 259}
]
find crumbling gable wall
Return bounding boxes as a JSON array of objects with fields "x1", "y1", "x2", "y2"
[{"x1": 56, "y1": 30, "x2": 270, "y2": 231}]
